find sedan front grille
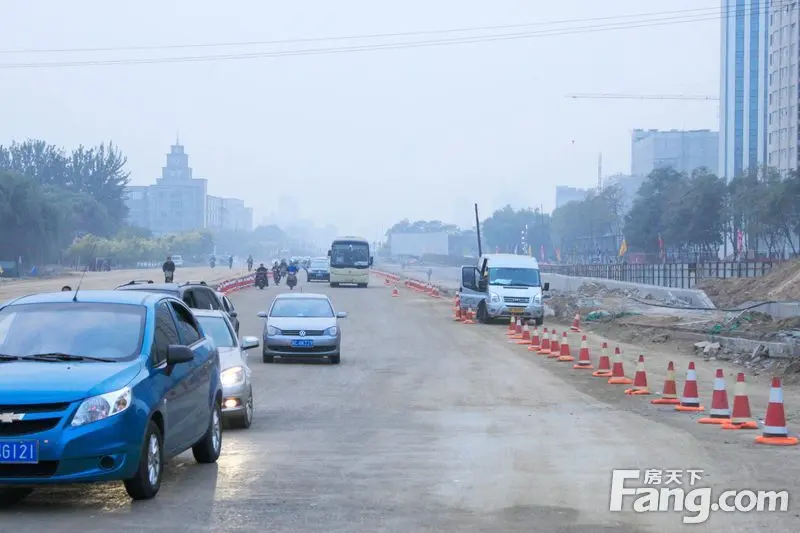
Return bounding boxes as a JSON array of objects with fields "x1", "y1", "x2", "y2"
[
  {"x1": 267, "y1": 344, "x2": 333, "y2": 353},
  {"x1": 279, "y1": 330, "x2": 325, "y2": 336},
  {"x1": 0, "y1": 402, "x2": 70, "y2": 414},
  {"x1": 0, "y1": 418, "x2": 61, "y2": 437},
  {"x1": 0, "y1": 461, "x2": 59, "y2": 479}
]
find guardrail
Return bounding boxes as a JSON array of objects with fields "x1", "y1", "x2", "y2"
[{"x1": 214, "y1": 273, "x2": 257, "y2": 295}]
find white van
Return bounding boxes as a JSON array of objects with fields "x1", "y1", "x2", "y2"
[{"x1": 459, "y1": 254, "x2": 549, "y2": 324}]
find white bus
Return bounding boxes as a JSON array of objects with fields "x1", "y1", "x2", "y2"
[{"x1": 327, "y1": 236, "x2": 372, "y2": 287}]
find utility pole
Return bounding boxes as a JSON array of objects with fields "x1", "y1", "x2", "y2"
[{"x1": 597, "y1": 153, "x2": 603, "y2": 190}]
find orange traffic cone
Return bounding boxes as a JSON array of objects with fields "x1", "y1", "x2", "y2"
[
  {"x1": 570, "y1": 313, "x2": 581, "y2": 332},
  {"x1": 547, "y1": 330, "x2": 561, "y2": 359},
  {"x1": 624, "y1": 355, "x2": 650, "y2": 395},
  {"x1": 462, "y1": 307, "x2": 476, "y2": 324},
  {"x1": 755, "y1": 377, "x2": 798, "y2": 446},
  {"x1": 675, "y1": 362, "x2": 704, "y2": 412},
  {"x1": 698, "y1": 369, "x2": 731, "y2": 424},
  {"x1": 513, "y1": 318, "x2": 523, "y2": 338},
  {"x1": 557, "y1": 332, "x2": 574, "y2": 362},
  {"x1": 516, "y1": 323, "x2": 531, "y2": 344},
  {"x1": 536, "y1": 328, "x2": 550, "y2": 354},
  {"x1": 721, "y1": 373, "x2": 758, "y2": 430},
  {"x1": 651, "y1": 361, "x2": 680, "y2": 405},
  {"x1": 384, "y1": 277, "x2": 390, "y2": 285},
  {"x1": 528, "y1": 327, "x2": 541, "y2": 351},
  {"x1": 391, "y1": 286, "x2": 399, "y2": 297},
  {"x1": 506, "y1": 315, "x2": 516, "y2": 335},
  {"x1": 573, "y1": 335, "x2": 593, "y2": 369},
  {"x1": 453, "y1": 306, "x2": 462, "y2": 321},
  {"x1": 592, "y1": 343, "x2": 612, "y2": 377},
  {"x1": 608, "y1": 347, "x2": 633, "y2": 384}
]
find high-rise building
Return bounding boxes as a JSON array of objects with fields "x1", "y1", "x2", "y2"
[
  {"x1": 719, "y1": 0, "x2": 770, "y2": 179},
  {"x1": 766, "y1": 0, "x2": 799, "y2": 173},
  {"x1": 631, "y1": 129, "x2": 719, "y2": 177},
  {"x1": 554, "y1": 186, "x2": 591, "y2": 209}
]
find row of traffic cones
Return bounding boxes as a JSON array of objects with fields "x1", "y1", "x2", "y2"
[{"x1": 512, "y1": 318, "x2": 797, "y2": 447}]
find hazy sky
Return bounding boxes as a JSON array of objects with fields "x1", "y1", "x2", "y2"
[{"x1": 1, "y1": 0, "x2": 719, "y2": 241}]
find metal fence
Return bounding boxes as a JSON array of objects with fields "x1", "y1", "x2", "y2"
[{"x1": 540, "y1": 261, "x2": 776, "y2": 289}]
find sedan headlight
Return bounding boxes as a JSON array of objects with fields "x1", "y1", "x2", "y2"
[
  {"x1": 324, "y1": 326, "x2": 338, "y2": 336},
  {"x1": 489, "y1": 292, "x2": 501, "y2": 303},
  {"x1": 71, "y1": 386, "x2": 131, "y2": 427},
  {"x1": 221, "y1": 366, "x2": 245, "y2": 386},
  {"x1": 267, "y1": 325, "x2": 281, "y2": 336}
]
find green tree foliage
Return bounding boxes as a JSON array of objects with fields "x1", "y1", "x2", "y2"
[
  {"x1": 551, "y1": 186, "x2": 624, "y2": 256},
  {"x1": 66, "y1": 231, "x2": 215, "y2": 266},
  {"x1": 0, "y1": 139, "x2": 131, "y2": 262},
  {"x1": 481, "y1": 205, "x2": 552, "y2": 255},
  {"x1": 385, "y1": 219, "x2": 459, "y2": 235}
]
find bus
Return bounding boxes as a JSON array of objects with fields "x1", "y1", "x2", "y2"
[{"x1": 327, "y1": 236, "x2": 372, "y2": 287}]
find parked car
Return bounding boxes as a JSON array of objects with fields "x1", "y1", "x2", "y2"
[
  {"x1": 115, "y1": 280, "x2": 239, "y2": 334},
  {"x1": 215, "y1": 291, "x2": 240, "y2": 334},
  {"x1": 306, "y1": 258, "x2": 330, "y2": 282},
  {"x1": 193, "y1": 309, "x2": 257, "y2": 429},
  {"x1": 258, "y1": 293, "x2": 347, "y2": 364},
  {"x1": 0, "y1": 290, "x2": 223, "y2": 505},
  {"x1": 171, "y1": 255, "x2": 184, "y2": 267}
]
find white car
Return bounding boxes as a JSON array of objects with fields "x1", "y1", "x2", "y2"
[
  {"x1": 193, "y1": 309, "x2": 259, "y2": 429},
  {"x1": 171, "y1": 255, "x2": 184, "y2": 267}
]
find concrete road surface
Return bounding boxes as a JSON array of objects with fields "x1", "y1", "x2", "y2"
[{"x1": 0, "y1": 274, "x2": 794, "y2": 532}]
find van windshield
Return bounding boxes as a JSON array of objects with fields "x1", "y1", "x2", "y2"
[{"x1": 488, "y1": 267, "x2": 541, "y2": 287}]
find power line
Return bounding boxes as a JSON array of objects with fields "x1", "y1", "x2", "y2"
[
  {"x1": 0, "y1": 6, "x2": 764, "y2": 70},
  {"x1": 0, "y1": 5, "x2": 756, "y2": 55}
]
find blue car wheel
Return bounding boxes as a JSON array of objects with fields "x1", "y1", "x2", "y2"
[{"x1": 124, "y1": 421, "x2": 164, "y2": 500}]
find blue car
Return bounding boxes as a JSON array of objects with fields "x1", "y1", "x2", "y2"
[{"x1": 0, "y1": 290, "x2": 223, "y2": 505}]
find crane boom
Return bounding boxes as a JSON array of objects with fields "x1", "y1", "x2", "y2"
[{"x1": 566, "y1": 93, "x2": 718, "y2": 101}]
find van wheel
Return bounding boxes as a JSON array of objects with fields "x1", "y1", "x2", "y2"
[
  {"x1": 534, "y1": 317, "x2": 543, "y2": 326},
  {"x1": 123, "y1": 421, "x2": 163, "y2": 500},
  {"x1": 0, "y1": 487, "x2": 34, "y2": 508},
  {"x1": 192, "y1": 402, "x2": 222, "y2": 464},
  {"x1": 477, "y1": 302, "x2": 490, "y2": 324}
]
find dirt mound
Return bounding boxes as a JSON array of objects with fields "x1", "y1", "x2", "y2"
[{"x1": 697, "y1": 260, "x2": 800, "y2": 308}]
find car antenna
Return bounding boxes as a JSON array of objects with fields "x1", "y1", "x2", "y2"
[
  {"x1": 72, "y1": 265, "x2": 89, "y2": 302},
  {"x1": 73, "y1": 243, "x2": 96, "y2": 302}
]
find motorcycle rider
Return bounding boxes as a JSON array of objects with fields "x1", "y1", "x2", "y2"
[
  {"x1": 286, "y1": 261, "x2": 298, "y2": 289},
  {"x1": 272, "y1": 261, "x2": 281, "y2": 284},
  {"x1": 255, "y1": 262, "x2": 269, "y2": 287},
  {"x1": 162, "y1": 255, "x2": 176, "y2": 283}
]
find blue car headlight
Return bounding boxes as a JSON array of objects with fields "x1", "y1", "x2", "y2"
[
  {"x1": 71, "y1": 386, "x2": 132, "y2": 427},
  {"x1": 324, "y1": 326, "x2": 338, "y2": 336}
]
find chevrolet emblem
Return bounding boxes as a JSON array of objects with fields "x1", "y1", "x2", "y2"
[{"x1": 0, "y1": 412, "x2": 24, "y2": 424}]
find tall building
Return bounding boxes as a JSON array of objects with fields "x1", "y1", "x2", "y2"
[
  {"x1": 123, "y1": 140, "x2": 253, "y2": 235},
  {"x1": 720, "y1": 0, "x2": 769, "y2": 179},
  {"x1": 631, "y1": 129, "x2": 719, "y2": 177},
  {"x1": 766, "y1": 0, "x2": 800, "y2": 173},
  {"x1": 206, "y1": 196, "x2": 254, "y2": 231},
  {"x1": 554, "y1": 186, "x2": 591, "y2": 209}
]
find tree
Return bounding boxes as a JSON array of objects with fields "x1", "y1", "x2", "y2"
[
  {"x1": 385, "y1": 219, "x2": 459, "y2": 236},
  {"x1": 0, "y1": 139, "x2": 131, "y2": 263},
  {"x1": 481, "y1": 205, "x2": 552, "y2": 256}
]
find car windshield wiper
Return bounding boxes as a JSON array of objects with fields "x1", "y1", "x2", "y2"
[{"x1": 19, "y1": 352, "x2": 117, "y2": 363}]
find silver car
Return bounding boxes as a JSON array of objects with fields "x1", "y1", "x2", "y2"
[
  {"x1": 258, "y1": 292, "x2": 347, "y2": 365},
  {"x1": 194, "y1": 309, "x2": 259, "y2": 429}
]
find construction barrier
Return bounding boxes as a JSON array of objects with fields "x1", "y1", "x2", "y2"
[{"x1": 214, "y1": 272, "x2": 257, "y2": 295}]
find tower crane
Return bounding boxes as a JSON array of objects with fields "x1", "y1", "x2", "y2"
[{"x1": 565, "y1": 93, "x2": 719, "y2": 101}]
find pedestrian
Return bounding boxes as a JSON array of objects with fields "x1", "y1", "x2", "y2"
[
  {"x1": 427, "y1": 267, "x2": 432, "y2": 282},
  {"x1": 228, "y1": 255, "x2": 234, "y2": 269}
]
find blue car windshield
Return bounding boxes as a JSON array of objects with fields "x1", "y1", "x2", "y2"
[
  {"x1": 0, "y1": 302, "x2": 146, "y2": 361},
  {"x1": 270, "y1": 299, "x2": 334, "y2": 318},
  {"x1": 488, "y1": 267, "x2": 541, "y2": 287}
]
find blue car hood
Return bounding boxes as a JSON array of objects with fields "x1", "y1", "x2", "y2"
[{"x1": 0, "y1": 360, "x2": 143, "y2": 404}]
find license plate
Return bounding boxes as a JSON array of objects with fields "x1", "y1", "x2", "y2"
[
  {"x1": 291, "y1": 339, "x2": 314, "y2": 348},
  {"x1": 0, "y1": 440, "x2": 39, "y2": 464},
  {"x1": 508, "y1": 307, "x2": 525, "y2": 314}
]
